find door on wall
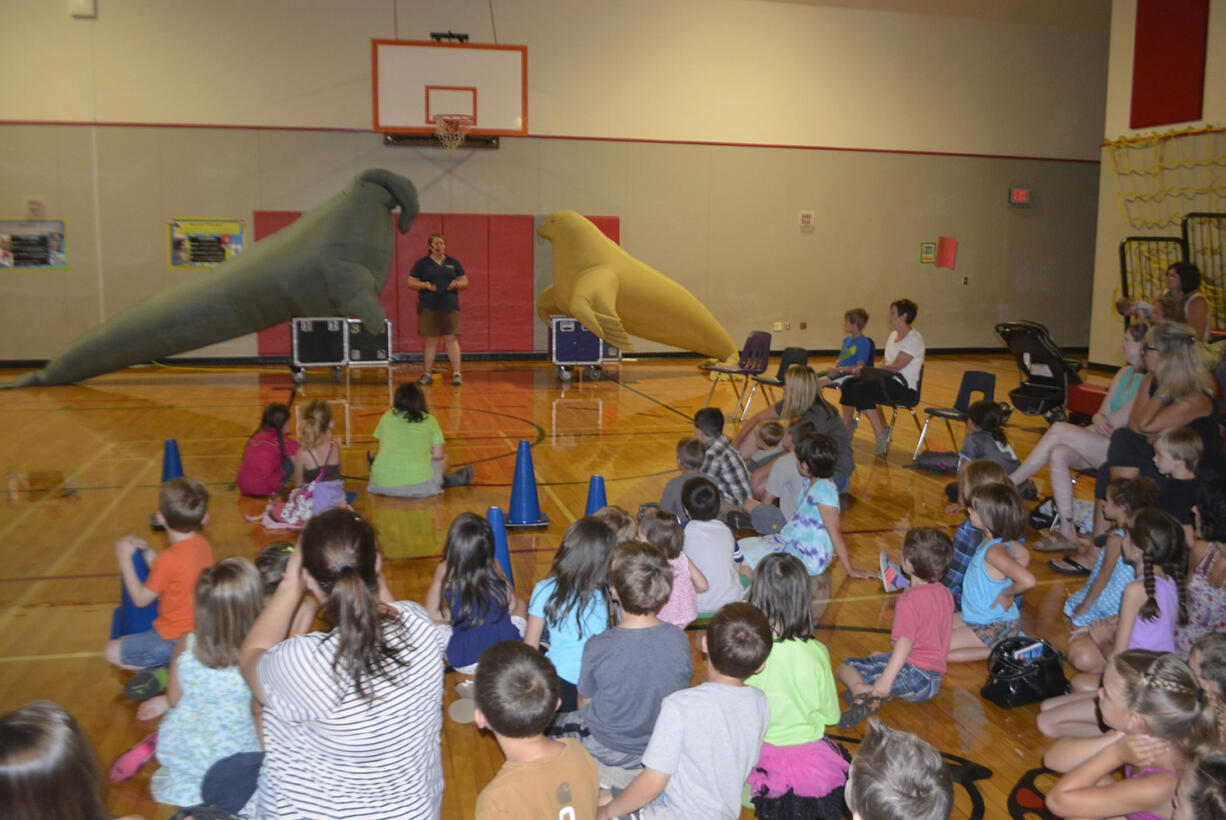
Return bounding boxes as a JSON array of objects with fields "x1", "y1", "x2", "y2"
[{"x1": 253, "y1": 212, "x2": 536, "y2": 357}]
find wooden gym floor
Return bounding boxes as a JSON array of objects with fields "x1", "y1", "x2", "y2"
[{"x1": 0, "y1": 353, "x2": 1105, "y2": 819}]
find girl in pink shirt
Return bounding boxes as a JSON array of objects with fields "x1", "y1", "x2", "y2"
[{"x1": 637, "y1": 510, "x2": 707, "y2": 629}]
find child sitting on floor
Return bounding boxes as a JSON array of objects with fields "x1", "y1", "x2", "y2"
[
  {"x1": 837, "y1": 527, "x2": 955, "y2": 728},
  {"x1": 145, "y1": 558, "x2": 264, "y2": 807},
  {"x1": 1038, "y1": 507, "x2": 1187, "y2": 738},
  {"x1": 596, "y1": 602, "x2": 773, "y2": 820},
  {"x1": 659, "y1": 437, "x2": 712, "y2": 525},
  {"x1": 1044, "y1": 651, "x2": 1220, "y2": 820},
  {"x1": 845, "y1": 719, "x2": 953, "y2": 820},
  {"x1": 473, "y1": 641, "x2": 600, "y2": 820},
  {"x1": 682, "y1": 477, "x2": 746, "y2": 614},
  {"x1": 737, "y1": 434, "x2": 873, "y2": 579},
  {"x1": 947, "y1": 483, "x2": 1034, "y2": 662},
  {"x1": 947, "y1": 400, "x2": 1033, "y2": 507},
  {"x1": 425, "y1": 513, "x2": 527, "y2": 681},
  {"x1": 1061, "y1": 478, "x2": 1156, "y2": 677},
  {"x1": 549, "y1": 541, "x2": 692, "y2": 769},
  {"x1": 105, "y1": 478, "x2": 216, "y2": 683},
  {"x1": 745, "y1": 552, "x2": 849, "y2": 820},
  {"x1": 638, "y1": 510, "x2": 708, "y2": 630},
  {"x1": 1176, "y1": 477, "x2": 1226, "y2": 656},
  {"x1": 1154, "y1": 426, "x2": 1204, "y2": 545},
  {"x1": 693, "y1": 407, "x2": 752, "y2": 512},
  {"x1": 745, "y1": 420, "x2": 786, "y2": 474},
  {"x1": 525, "y1": 517, "x2": 618, "y2": 712}
]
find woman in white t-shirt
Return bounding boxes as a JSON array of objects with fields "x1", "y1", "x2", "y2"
[
  {"x1": 838, "y1": 298, "x2": 925, "y2": 456},
  {"x1": 226, "y1": 509, "x2": 447, "y2": 819}
]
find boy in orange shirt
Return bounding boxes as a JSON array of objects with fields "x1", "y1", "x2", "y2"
[{"x1": 103, "y1": 478, "x2": 215, "y2": 682}]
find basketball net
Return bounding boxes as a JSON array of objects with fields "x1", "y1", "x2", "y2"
[{"x1": 434, "y1": 114, "x2": 474, "y2": 152}]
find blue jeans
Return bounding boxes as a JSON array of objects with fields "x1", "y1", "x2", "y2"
[{"x1": 118, "y1": 628, "x2": 176, "y2": 668}]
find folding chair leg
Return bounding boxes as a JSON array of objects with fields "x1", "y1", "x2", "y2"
[
  {"x1": 943, "y1": 419, "x2": 958, "y2": 452},
  {"x1": 743, "y1": 383, "x2": 762, "y2": 420},
  {"x1": 705, "y1": 378, "x2": 719, "y2": 408},
  {"x1": 908, "y1": 410, "x2": 924, "y2": 460},
  {"x1": 915, "y1": 418, "x2": 933, "y2": 456}
]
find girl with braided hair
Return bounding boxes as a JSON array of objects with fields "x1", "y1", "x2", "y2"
[
  {"x1": 1045, "y1": 650, "x2": 1222, "y2": 820},
  {"x1": 1038, "y1": 509, "x2": 1187, "y2": 739}
]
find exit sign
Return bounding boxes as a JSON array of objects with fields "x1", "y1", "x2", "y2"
[{"x1": 1008, "y1": 187, "x2": 1032, "y2": 207}]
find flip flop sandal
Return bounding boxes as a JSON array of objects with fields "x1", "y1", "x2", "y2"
[
  {"x1": 837, "y1": 694, "x2": 887, "y2": 729},
  {"x1": 1047, "y1": 556, "x2": 1092, "y2": 576}
]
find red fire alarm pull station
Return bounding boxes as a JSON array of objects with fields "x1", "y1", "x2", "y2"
[{"x1": 1008, "y1": 187, "x2": 1031, "y2": 207}]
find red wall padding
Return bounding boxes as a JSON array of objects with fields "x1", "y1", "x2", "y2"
[
  {"x1": 255, "y1": 212, "x2": 539, "y2": 356},
  {"x1": 1130, "y1": 0, "x2": 1210, "y2": 129}
]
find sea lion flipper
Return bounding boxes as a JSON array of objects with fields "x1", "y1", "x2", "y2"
[
  {"x1": 328, "y1": 261, "x2": 387, "y2": 330},
  {"x1": 570, "y1": 266, "x2": 632, "y2": 349},
  {"x1": 536, "y1": 285, "x2": 560, "y2": 325}
]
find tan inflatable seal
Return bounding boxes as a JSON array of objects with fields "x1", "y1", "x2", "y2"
[{"x1": 536, "y1": 211, "x2": 738, "y2": 364}]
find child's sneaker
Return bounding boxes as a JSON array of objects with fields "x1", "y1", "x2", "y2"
[
  {"x1": 124, "y1": 665, "x2": 169, "y2": 701},
  {"x1": 110, "y1": 732, "x2": 158, "y2": 782},
  {"x1": 879, "y1": 551, "x2": 909, "y2": 593}
]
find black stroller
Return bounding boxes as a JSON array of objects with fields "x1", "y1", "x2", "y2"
[{"x1": 995, "y1": 321, "x2": 1083, "y2": 422}]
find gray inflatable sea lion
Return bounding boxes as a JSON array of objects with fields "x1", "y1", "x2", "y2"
[{"x1": 6, "y1": 168, "x2": 418, "y2": 388}]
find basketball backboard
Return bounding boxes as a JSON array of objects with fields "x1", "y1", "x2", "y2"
[{"x1": 372, "y1": 40, "x2": 528, "y2": 137}]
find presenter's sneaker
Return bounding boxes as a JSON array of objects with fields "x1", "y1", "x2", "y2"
[
  {"x1": 879, "y1": 551, "x2": 909, "y2": 593},
  {"x1": 452, "y1": 372, "x2": 463, "y2": 386},
  {"x1": 418, "y1": 373, "x2": 433, "y2": 385},
  {"x1": 124, "y1": 665, "x2": 169, "y2": 701}
]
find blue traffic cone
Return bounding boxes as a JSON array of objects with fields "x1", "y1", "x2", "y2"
[
  {"x1": 151, "y1": 439, "x2": 185, "y2": 530},
  {"x1": 487, "y1": 506, "x2": 515, "y2": 587},
  {"x1": 110, "y1": 548, "x2": 159, "y2": 639},
  {"x1": 161, "y1": 439, "x2": 184, "y2": 481},
  {"x1": 584, "y1": 475, "x2": 608, "y2": 516},
  {"x1": 506, "y1": 440, "x2": 549, "y2": 528}
]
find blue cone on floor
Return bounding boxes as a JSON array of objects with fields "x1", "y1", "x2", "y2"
[
  {"x1": 110, "y1": 549, "x2": 159, "y2": 639},
  {"x1": 161, "y1": 439, "x2": 184, "y2": 481},
  {"x1": 151, "y1": 439, "x2": 184, "y2": 531},
  {"x1": 584, "y1": 474, "x2": 607, "y2": 516},
  {"x1": 487, "y1": 506, "x2": 514, "y2": 587},
  {"x1": 506, "y1": 440, "x2": 549, "y2": 528}
]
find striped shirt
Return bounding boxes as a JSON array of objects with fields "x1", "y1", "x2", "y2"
[{"x1": 242, "y1": 601, "x2": 447, "y2": 819}]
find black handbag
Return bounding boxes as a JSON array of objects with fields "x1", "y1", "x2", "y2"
[
  {"x1": 981, "y1": 637, "x2": 1069, "y2": 708},
  {"x1": 1029, "y1": 497, "x2": 1058, "y2": 530}
]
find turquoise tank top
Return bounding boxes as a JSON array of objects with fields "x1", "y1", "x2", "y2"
[{"x1": 961, "y1": 537, "x2": 1020, "y2": 625}]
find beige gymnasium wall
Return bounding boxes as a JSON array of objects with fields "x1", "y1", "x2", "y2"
[
  {"x1": 0, "y1": 0, "x2": 1108, "y2": 360},
  {"x1": 1087, "y1": 0, "x2": 1226, "y2": 366}
]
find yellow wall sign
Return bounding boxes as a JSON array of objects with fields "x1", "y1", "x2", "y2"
[{"x1": 169, "y1": 218, "x2": 245, "y2": 268}]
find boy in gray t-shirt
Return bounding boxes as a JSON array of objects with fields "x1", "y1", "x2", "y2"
[
  {"x1": 550, "y1": 542, "x2": 693, "y2": 767},
  {"x1": 596, "y1": 603, "x2": 772, "y2": 820}
]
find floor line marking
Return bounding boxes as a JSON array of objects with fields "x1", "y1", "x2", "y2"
[
  {"x1": 0, "y1": 650, "x2": 104, "y2": 663},
  {"x1": 0, "y1": 452, "x2": 158, "y2": 635},
  {"x1": 0, "y1": 441, "x2": 116, "y2": 543}
]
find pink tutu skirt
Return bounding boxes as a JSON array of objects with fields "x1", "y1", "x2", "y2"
[{"x1": 747, "y1": 738, "x2": 851, "y2": 820}]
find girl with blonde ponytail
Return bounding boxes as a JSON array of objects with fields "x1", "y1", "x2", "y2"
[
  {"x1": 1046, "y1": 650, "x2": 1222, "y2": 819},
  {"x1": 230, "y1": 508, "x2": 446, "y2": 818}
]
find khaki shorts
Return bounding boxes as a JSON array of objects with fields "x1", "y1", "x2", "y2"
[{"x1": 418, "y1": 308, "x2": 460, "y2": 338}]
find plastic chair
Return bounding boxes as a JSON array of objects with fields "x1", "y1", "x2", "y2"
[
  {"x1": 702, "y1": 331, "x2": 772, "y2": 421},
  {"x1": 856, "y1": 365, "x2": 925, "y2": 457},
  {"x1": 915, "y1": 370, "x2": 996, "y2": 454},
  {"x1": 746, "y1": 346, "x2": 809, "y2": 411}
]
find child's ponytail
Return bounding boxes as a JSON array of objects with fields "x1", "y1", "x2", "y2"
[
  {"x1": 1139, "y1": 551, "x2": 1159, "y2": 623},
  {"x1": 257, "y1": 402, "x2": 291, "y2": 462},
  {"x1": 967, "y1": 400, "x2": 1010, "y2": 446},
  {"x1": 301, "y1": 509, "x2": 406, "y2": 701}
]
